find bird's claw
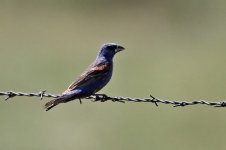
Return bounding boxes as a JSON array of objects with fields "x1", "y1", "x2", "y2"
[
  {"x1": 93, "y1": 94, "x2": 109, "y2": 102},
  {"x1": 5, "y1": 91, "x2": 16, "y2": 101}
]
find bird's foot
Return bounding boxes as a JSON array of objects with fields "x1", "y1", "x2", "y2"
[
  {"x1": 93, "y1": 94, "x2": 109, "y2": 102},
  {"x1": 78, "y1": 98, "x2": 82, "y2": 104}
]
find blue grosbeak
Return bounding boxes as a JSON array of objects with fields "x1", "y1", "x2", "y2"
[{"x1": 45, "y1": 43, "x2": 125, "y2": 111}]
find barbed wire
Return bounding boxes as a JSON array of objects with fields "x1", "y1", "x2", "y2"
[{"x1": 1, "y1": 90, "x2": 226, "y2": 107}]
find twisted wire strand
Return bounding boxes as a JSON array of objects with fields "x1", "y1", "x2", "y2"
[{"x1": 1, "y1": 91, "x2": 226, "y2": 107}]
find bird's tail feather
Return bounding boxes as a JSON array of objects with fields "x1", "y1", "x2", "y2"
[{"x1": 44, "y1": 95, "x2": 69, "y2": 111}]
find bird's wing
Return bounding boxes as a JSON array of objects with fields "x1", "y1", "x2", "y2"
[{"x1": 63, "y1": 63, "x2": 111, "y2": 93}]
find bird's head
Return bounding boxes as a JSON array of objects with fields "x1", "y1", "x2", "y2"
[{"x1": 98, "y1": 43, "x2": 125, "y2": 60}]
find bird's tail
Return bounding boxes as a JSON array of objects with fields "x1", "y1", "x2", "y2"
[{"x1": 44, "y1": 95, "x2": 70, "y2": 111}]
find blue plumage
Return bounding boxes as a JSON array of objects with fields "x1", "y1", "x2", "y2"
[{"x1": 45, "y1": 43, "x2": 124, "y2": 111}]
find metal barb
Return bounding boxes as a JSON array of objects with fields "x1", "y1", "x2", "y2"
[
  {"x1": 150, "y1": 94, "x2": 158, "y2": 107},
  {"x1": 38, "y1": 90, "x2": 46, "y2": 100}
]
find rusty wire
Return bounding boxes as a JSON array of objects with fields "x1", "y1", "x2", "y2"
[{"x1": 1, "y1": 90, "x2": 226, "y2": 107}]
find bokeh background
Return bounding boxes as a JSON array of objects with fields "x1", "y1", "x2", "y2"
[{"x1": 1, "y1": 0, "x2": 226, "y2": 150}]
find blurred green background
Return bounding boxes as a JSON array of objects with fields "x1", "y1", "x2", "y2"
[{"x1": 1, "y1": 0, "x2": 226, "y2": 150}]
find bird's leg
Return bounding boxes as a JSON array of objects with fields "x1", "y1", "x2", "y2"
[
  {"x1": 78, "y1": 98, "x2": 82, "y2": 104},
  {"x1": 93, "y1": 94, "x2": 109, "y2": 102}
]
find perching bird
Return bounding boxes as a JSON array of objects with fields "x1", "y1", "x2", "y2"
[{"x1": 45, "y1": 43, "x2": 125, "y2": 111}]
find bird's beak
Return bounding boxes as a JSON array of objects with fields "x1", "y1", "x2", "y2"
[{"x1": 115, "y1": 45, "x2": 125, "y2": 53}]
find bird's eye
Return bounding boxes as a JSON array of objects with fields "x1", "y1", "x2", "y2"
[
  {"x1": 106, "y1": 45, "x2": 113, "y2": 50},
  {"x1": 109, "y1": 45, "x2": 117, "y2": 49}
]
